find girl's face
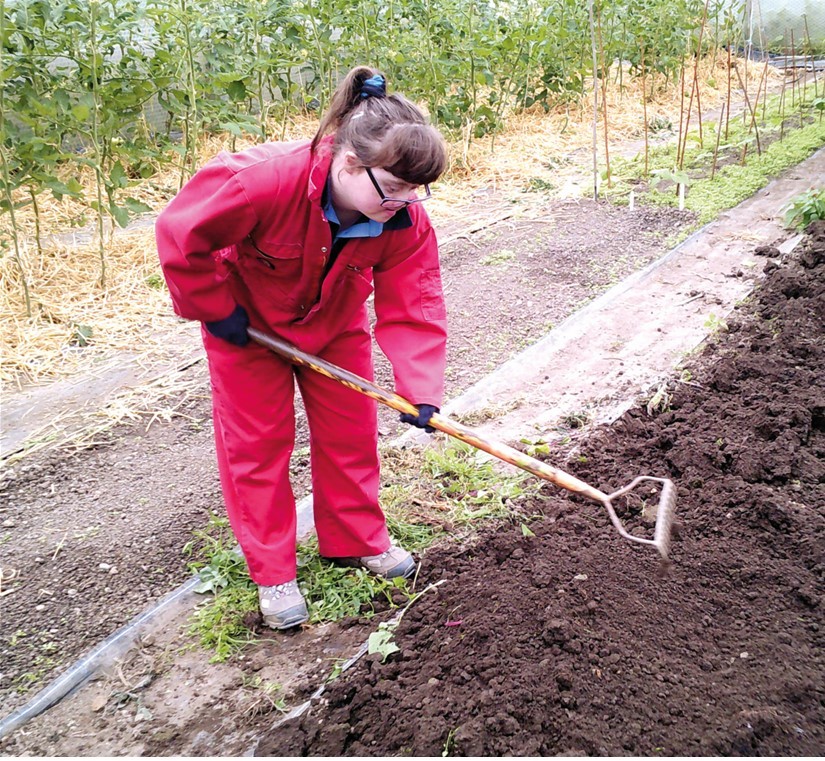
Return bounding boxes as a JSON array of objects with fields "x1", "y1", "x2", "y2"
[{"x1": 331, "y1": 151, "x2": 422, "y2": 224}]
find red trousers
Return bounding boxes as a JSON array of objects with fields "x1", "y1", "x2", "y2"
[{"x1": 204, "y1": 324, "x2": 390, "y2": 586}]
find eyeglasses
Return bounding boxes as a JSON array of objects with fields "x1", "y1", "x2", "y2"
[{"x1": 365, "y1": 166, "x2": 432, "y2": 209}]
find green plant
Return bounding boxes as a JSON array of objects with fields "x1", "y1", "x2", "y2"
[
  {"x1": 240, "y1": 675, "x2": 288, "y2": 716},
  {"x1": 525, "y1": 177, "x2": 555, "y2": 193},
  {"x1": 70, "y1": 324, "x2": 94, "y2": 347},
  {"x1": 646, "y1": 380, "x2": 671, "y2": 416},
  {"x1": 422, "y1": 441, "x2": 530, "y2": 525},
  {"x1": 442, "y1": 727, "x2": 457, "y2": 756},
  {"x1": 560, "y1": 410, "x2": 590, "y2": 429},
  {"x1": 704, "y1": 312, "x2": 728, "y2": 334},
  {"x1": 647, "y1": 114, "x2": 673, "y2": 133},
  {"x1": 367, "y1": 621, "x2": 400, "y2": 662},
  {"x1": 520, "y1": 436, "x2": 551, "y2": 457},
  {"x1": 782, "y1": 188, "x2": 825, "y2": 230},
  {"x1": 480, "y1": 249, "x2": 516, "y2": 266},
  {"x1": 325, "y1": 658, "x2": 347, "y2": 683},
  {"x1": 650, "y1": 166, "x2": 691, "y2": 189}
]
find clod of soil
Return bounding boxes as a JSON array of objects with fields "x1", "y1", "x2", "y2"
[{"x1": 259, "y1": 222, "x2": 825, "y2": 757}]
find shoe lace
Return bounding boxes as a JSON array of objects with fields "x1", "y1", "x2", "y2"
[
  {"x1": 365, "y1": 547, "x2": 395, "y2": 562},
  {"x1": 265, "y1": 581, "x2": 298, "y2": 599}
]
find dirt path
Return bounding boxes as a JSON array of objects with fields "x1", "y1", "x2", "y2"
[{"x1": 0, "y1": 152, "x2": 822, "y2": 754}]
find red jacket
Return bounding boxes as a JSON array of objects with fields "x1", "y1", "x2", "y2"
[{"x1": 155, "y1": 138, "x2": 447, "y2": 406}]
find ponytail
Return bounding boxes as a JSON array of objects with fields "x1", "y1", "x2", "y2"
[{"x1": 311, "y1": 66, "x2": 447, "y2": 186}]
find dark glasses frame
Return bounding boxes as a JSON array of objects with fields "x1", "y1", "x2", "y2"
[{"x1": 365, "y1": 166, "x2": 432, "y2": 208}]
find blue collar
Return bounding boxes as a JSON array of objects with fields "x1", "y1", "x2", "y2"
[{"x1": 324, "y1": 197, "x2": 385, "y2": 239}]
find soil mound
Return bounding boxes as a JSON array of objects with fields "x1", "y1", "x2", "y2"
[{"x1": 260, "y1": 223, "x2": 825, "y2": 756}]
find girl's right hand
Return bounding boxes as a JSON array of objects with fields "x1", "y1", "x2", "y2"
[{"x1": 205, "y1": 304, "x2": 250, "y2": 346}]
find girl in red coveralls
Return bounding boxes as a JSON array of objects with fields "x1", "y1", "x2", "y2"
[{"x1": 156, "y1": 67, "x2": 448, "y2": 630}]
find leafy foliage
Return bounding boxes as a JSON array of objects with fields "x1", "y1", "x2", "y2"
[{"x1": 783, "y1": 188, "x2": 825, "y2": 231}]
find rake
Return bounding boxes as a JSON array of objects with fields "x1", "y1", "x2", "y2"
[{"x1": 249, "y1": 327, "x2": 677, "y2": 562}]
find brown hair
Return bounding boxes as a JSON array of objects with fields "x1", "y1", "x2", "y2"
[{"x1": 311, "y1": 66, "x2": 447, "y2": 186}]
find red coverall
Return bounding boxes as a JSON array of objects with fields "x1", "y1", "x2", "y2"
[{"x1": 155, "y1": 137, "x2": 447, "y2": 585}]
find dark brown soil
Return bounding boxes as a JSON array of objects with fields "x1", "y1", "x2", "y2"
[{"x1": 258, "y1": 222, "x2": 825, "y2": 757}]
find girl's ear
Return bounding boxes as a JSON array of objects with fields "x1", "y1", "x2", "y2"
[{"x1": 342, "y1": 150, "x2": 362, "y2": 171}]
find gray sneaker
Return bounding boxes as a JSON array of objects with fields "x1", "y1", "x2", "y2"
[
  {"x1": 334, "y1": 545, "x2": 416, "y2": 579},
  {"x1": 258, "y1": 580, "x2": 308, "y2": 630}
]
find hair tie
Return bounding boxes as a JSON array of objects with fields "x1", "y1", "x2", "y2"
[{"x1": 360, "y1": 74, "x2": 386, "y2": 99}]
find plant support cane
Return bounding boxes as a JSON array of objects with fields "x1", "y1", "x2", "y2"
[{"x1": 248, "y1": 328, "x2": 677, "y2": 565}]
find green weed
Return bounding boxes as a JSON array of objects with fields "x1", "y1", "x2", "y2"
[
  {"x1": 186, "y1": 521, "x2": 410, "y2": 662},
  {"x1": 560, "y1": 411, "x2": 590, "y2": 430},
  {"x1": 190, "y1": 584, "x2": 258, "y2": 663},
  {"x1": 782, "y1": 188, "x2": 825, "y2": 230},
  {"x1": 520, "y1": 436, "x2": 551, "y2": 457},
  {"x1": 453, "y1": 400, "x2": 520, "y2": 427},
  {"x1": 240, "y1": 675, "x2": 288, "y2": 716},
  {"x1": 704, "y1": 312, "x2": 728, "y2": 334},
  {"x1": 524, "y1": 177, "x2": 555, "y2": 193},
  {"x1": 480, "y1": 249, "x2": 516, "y2": 266},
  {"x1": 442, "y1": 727, "x2": 457, "y2": 756},
  {"x1": 422, "y1": 441, "x2": 530, "y2": 525},
  {"x1": 367, "y1": 621, "x2": 400, "y2": 662},
  {"x1": 648, "y1": 114, "x2": 673, "y2": 133},
  {"x1": 646, "y1": 381, "x2": 672, "y2": 416}
]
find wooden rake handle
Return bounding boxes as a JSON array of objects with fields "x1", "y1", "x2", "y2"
[{"x1": 248, "y1": 327, "x2": 608, "y2": 504}]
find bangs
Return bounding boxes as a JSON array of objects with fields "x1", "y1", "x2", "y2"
[{"x1": 373, "y1": 124, "x2": 448, "y2": 186}]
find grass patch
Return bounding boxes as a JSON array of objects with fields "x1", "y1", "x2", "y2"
[
  {"x1": 185, "y1": 440, "x2": 532, "y2": 661},
  {"x1": 480, "y1": 249, "x2": 517, "y2": 266}
]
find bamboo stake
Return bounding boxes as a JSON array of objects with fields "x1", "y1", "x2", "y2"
[
  {"x1": 754, "y1": 3, "x2": 769, "y2": 124},
  {"x1": 694, "y1": 62, "x2": 704, "y2": 149},
  {"x1": 779, "y1": 81, "x2": 786, "y2": 139},
  {"x1": 792, "y1": 29, "x2": 803, "y2": 128},
  {"x1": 803, "y1": 13, "x2": 818, "y2": 99},
  {"x1": 790, "y1": 29, "x2": 796, "y2": 109},
  {"x1": 692, "y1": 0, "x2": 711, "y2": 148},
  {"x1": 743, "y1": 2, "x2": 750, "y2": 124},
  {"x1": 734, "y1": 62, "x2": 761, "y2": 155},
  {"x1": 677, "y1": 54, "x2": 686, "y2": 167},
  {"x1": 595, "y1": 4, "x2": 611, "y2": 187},
  {"x1": 780, "y1": 30, "x2": 788, "y2": 140},
  {"x1": 748, "y1": 60, "x2": 769, "y2": 153},
  {"x1": 587, "y1": 0, "x2": 599, "y2": 201},
  {"x1": 641, "y1": 42, "x2": 649, "y2": 177},
  {"x1": 180, "y1": 0, "x2": 200, "y2": 187},
  {"x1": 88, "y1": 0, "x2": 107, "y2": 288},
  {"x1": 680, "y1": 39, "x2": 697, "y2": 169},
  {"x1": 711, "y1": 101, "x2": 725, "y2": 180},
  {"x1": 0, "y1": 147, "x2": 31, "y2": 316},
  {"x1": 725, "y1": 44, "x2": 732, "y2": 139}
]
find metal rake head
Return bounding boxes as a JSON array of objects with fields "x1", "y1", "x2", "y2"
[{"x1": 602, "y1": 476, "x2": 677, "y2": 562}]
